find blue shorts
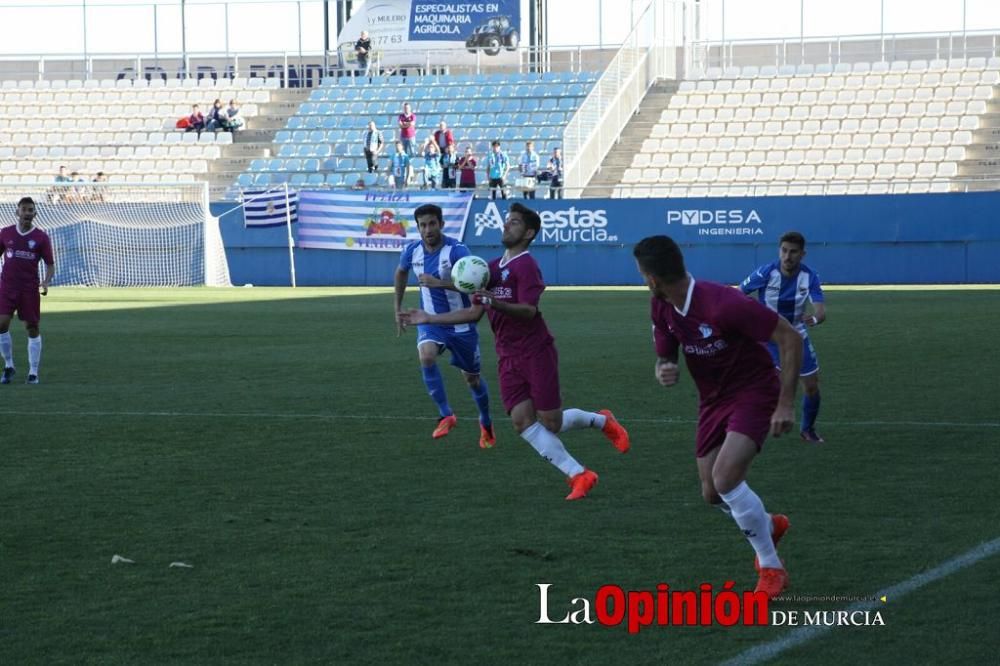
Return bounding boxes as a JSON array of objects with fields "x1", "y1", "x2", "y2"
[
  {"x1": 417, "y1": 325, "x2": 481, "y2": 374},
  {"x1": 767, "y1": 333, "x2": 819, "y2": 376}
]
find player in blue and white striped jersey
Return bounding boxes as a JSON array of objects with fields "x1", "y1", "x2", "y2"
[
  {"x1": 394, "y1": 203, "x2": 495, "y2": 448},
  {"x1": 740, "y1": 231, "x2": 827, "y2": 443}
]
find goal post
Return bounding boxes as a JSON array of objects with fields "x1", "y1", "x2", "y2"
[{"x1": 0, "y1": 183, "x2": 231, "y2": 287}]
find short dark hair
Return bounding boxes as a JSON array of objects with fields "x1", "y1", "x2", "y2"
[
  {"x1": 17, "y1": 196, "x2": 35, "y2": 208},
  {"x1": 633, "y1": 235, "x2": 687, "y2": 284},
  {"x1": 491, "y1": 140, "x2": 501, "y2": 147},
  {"x1": 779, "y1": 231, "x2": 806, "y2": 249},
  {"x1": 509, "y1": 202, "x2": 541, "y2": 240},
  {"x1": 413, "y1": 203, "x2": 443, "y2": 225}
]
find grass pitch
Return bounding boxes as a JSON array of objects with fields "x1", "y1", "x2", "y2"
[{"x1": 1, "y1": 287, "x2": 998, "y2": 664}]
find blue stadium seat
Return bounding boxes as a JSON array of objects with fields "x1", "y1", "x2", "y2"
[
  {"x1": 486, "y1": 99, "x2": 503, "y2": 113},
  {"x1": 249, "y1": 159, "x2": 267, "y2": 171},
  {"x1": 267, "y1": 159, "x2": 283, "y2": 171},
  {"x1": 284, "y1": 158, "x2": 302, "y2": 172},
  {"x1": 362, "y1": 172, "x2": 379, "y2": 187},
  {"x1": 513, "y1": 113, "x2": 530, "y2": 126},
  {"x1": 237, "y1": 173, "x2": 253, "y2": 187},
  {"x1": 292, "y1": 130, "x2": 309, "y2": 142},
  {"x1": 252, "y1": 173, "x2": 269, "y2": 186},
  {"x1": 453, "y1": 100, "x2": 471, "y2": 113},
  {"x1": 308, "y1": 130, "x2": 326, "y2": 144},
  {"x1": 469, "y1": 99, "x2": 487, "y2": 114},
  {"x1": 496, "y1": 112, "x2": 513, "y2": 126},
  {"x1": 548, "y1": 111, "x2": 566, "y2": 124},
  {"x1": 539, "y1": 98, "x2": 557, "y2": 111},
  {"x1": 501, "y1": 127, "x2": 518, "y2": 141},
  {"x1": 290, "y1": 173, "x2": 308, "y2": 186},
  {"x1": 307, "y1": 173, "x2": 325, "y2": 185},
  {"x1": 287, "y1": 116, "x2": 304, "y2": 129},
  {"x1": 322, "y1": 116, "x2": 339, "y2": 129},
  {"x1": 323, "y1": 157, "x2": 339, "y2": 171},
  {"x1": 496, "y1": 85, "x2": 514, "y2": 97},
  {"x1": 269, "y1": 172, "x2": 289, "y2": 184},
  {"x1": 503, "y1": 99, "x2": 521, "y2": 112},
  {"x1": 278, "y1": 144, "x2": 296, "y2": 157},
  {"x1": 326, "y1": 173, "x2": 344, "y2": 186},
  {"x1": 309, "y1": 89, "x2": 325, "y2": 101},
  {"x1": 303, "y1": 158, "x2": 320, "y2": 172},
  {"x1": 313, "y1": 144, "x2": 331, "y2": 157},
  {"x1": 275, "y1": 130, "x2": 292, "y2": 143},
  {"x1": 514, "y1": 84, "x2": 531, "y2": 97}
]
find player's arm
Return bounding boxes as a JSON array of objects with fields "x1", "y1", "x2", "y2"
[
  {"x1": 738, "y1": 265, "x2": 767, "y2": 295},
  {"x1": 806, "y1": 302, "x2": 826, "y2": 327},
  {"x1": 40, "y1": 262, "x2": 55, "y2": 295},
  {"x1": 805, "y1": 273, "x2": 826, "y2": 326},
  {"x1": 476, "y1": 291, "x2": 536, "y2": 319},
  {"x1": 653, "y1": 323, "x2": 680, "y2": 386},
  {"x1": 401, "y1": 304, "x2": 485, "y2": 326},
  {"x1": 418, "y1": 274, "x2": 457, "y2": 290},
  {"x1": 770, "y1": 317, "x2": 803, "y2": 436},
  {"x1": 393, "y1": 266, "x2": 409, "y2": 335}
]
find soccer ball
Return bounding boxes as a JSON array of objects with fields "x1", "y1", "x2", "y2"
[{"x1": 451, "y1": 255, "x2": 491, "y2": 294}]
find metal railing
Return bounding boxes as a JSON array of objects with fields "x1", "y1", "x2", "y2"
[
  {"x1": 561, "y1": 0, "x2": 678, "y2": 197},
  {"x1": 611, "y1": 175, "x2": 1000, "y2": 198},
  {"x1": 690, "y1": 28, "x2": 1000, "y2": 75}
]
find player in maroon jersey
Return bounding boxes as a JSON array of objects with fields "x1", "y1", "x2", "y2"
[
  {"x1": 634, "y1": 235, "x2": 802, "y2": 599},
  {"x1": 402, "y1": 203, "x2": 629, "y2": 500},
  {"x1": 1, "y1": 197, "x2": 56, "y2": 385}
]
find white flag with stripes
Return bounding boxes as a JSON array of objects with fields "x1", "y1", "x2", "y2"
[
  {"x1": 243, "y1": 188, "x2": 298, "y2": 228},
  {"x1": 296, "y1": 190, "x2": 473, "y2": 251}
]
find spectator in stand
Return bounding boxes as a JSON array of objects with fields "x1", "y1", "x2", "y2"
[
  {"x1": 486, "y1": 140, "x2": 510, "y2": 200},
  {"x1": 518, "y1": 140, "x2": 541, "y2": 200},
  {"x1": 362, "y1": 121, "x2": 385, "y2": 173},
  {"x1": 355, "y1": 31, "x2": 372, "y2": 76},
  {"x1": 388, "y1": 140, "x2": 412, "y2": 189},
  {"x1": 441, "y1": 143, "x2": 459, "y2": 189},
  {"x1": 226, "y1": 99, "x2": 244, "y2": 131},
  {"x1": 398, "y1": 102, "x2": 417, "y2": 157},
  {"x1": 187, "y1": 104, "x2": 205, "y2": 134},
  {"x1": 205, "y1": 99, "x2": 229, "y2": 132},
  {"x1": 55, "y1": 166, "x2": 71, "y2": 183},
  {"x1": 548, "y1": 146, "x2": 564, "y2": 199},
  {"x1": 434, "y1": 121, "x2": 455, "y2": 153},
  {"x1": 421, "y1": 139, "x2": 442, "y2": 189},
  {"x1": 90, "y1": 172, "x2": 108, "y2": 203},
  {"x1": 457, "y1": 145, "x2": 478, "y2": 192}
]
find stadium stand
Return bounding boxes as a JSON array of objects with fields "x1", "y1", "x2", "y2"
[
  {"x1": 0, "y1": 77, "x2": 274, "y2": 189},
  {"x1": 232, "y1": 71, "x2": 598, "y2": 194},
  {"x1": 610, "y1": 57, "x2": 1000, "y2": 197}
]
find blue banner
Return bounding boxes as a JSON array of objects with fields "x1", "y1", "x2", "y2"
[
  {"x1": 409, "y1": 1, "x2": 520, "y2": 42},
  {"x1": 464, "y1": 193, "x2": 1000, "y2": 247}
]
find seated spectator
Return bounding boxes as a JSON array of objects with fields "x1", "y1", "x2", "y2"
[
  {"x1": 441, "y1": 143, "x2": 459, "y2": 189},
  {"x1": 225, "y1": 99, "x2": 244, "y2": 131},
  {"x1": 90, "y1": 171, "x2": 108, "y2": 203},
  {"x1": 421, "y1": 139, "x2": 442, "y2": 189},
  {"x1": 361, "y1": 120, "x2": 385, "y2": 173},
  {"x1": 485, "y1": 140, "x2": 510, "y2": 200},
  {"x1": 457, "y1": 145, "x2": 478, "y2": 192},
  {"x1": 518, "y1": 140, "x2": 540, "y2": 200},
  {"x1": 55, "y1": 165, "x2": 71, "y2": 183},
  {"x1": 206, "y1": 98, "x2": 229, "y2": 132},
  {"x1": 398, "y1": 102, "x2": 416, "y2": 156},
  {"x1": 387, "y1": 140, "x2": 411, "y2": 189},
  {"x1": 547, "y1": 146, "x2": 564, "y2": 199},
  {"x1": 186, "y1": 104, "x2": 205, "y2": 133},
  {"x1": 434, "y1": 121, "x2": 455, "y2": 153}
]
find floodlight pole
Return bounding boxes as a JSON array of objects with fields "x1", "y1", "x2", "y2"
[{"x1": 284, "y1": 184, "x2": 297, "y2": 288}]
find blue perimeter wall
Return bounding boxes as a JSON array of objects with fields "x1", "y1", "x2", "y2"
[{"x1": 212, "y1": 192, "x2": 1000, "y2": 286}]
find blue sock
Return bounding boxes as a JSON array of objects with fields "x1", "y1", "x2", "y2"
[
  {"x1": 421, "y1": 364, "x2": 452, "y2": 418},
  {"x1": 802, "y1": 392, "x2": 821, "y2": 432},
  {"x1": 470, "y1": 379, "x2": 492, "y2": 429}
]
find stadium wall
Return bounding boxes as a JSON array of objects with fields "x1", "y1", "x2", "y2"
[{"x1": 212, "y1": 192, "x2": 1000, "y2": 286}]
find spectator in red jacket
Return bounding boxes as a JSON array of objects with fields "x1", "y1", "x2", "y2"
[
  {"x1": 187, "y1": 104, "x2": 205, "y2": 134},
  {"x1": 434, "y1": 121, "x2": 455, "y2": 153}
]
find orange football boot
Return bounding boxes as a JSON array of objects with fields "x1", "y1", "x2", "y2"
[
  {"x1": 432, "y1": 414, "x2": 457, "y2": 439},
  {"x1": 479, "y1": 423, "x2": 496, "y2": 449},
  {"x1": 598, "y1": 409, "x2": 630, "y2": 453},
  {"x1": 565, "y1": 469, "x2": 599, "y2": 500}
]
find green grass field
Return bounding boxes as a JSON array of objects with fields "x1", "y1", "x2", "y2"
[{"x1": 2, "y1": 287, "x2": 998, "y2": 664}]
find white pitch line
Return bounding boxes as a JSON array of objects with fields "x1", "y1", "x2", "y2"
[
  {"x1": 720, "y1": 536, "x2": 1000, "y2": 666},
  {"x1": 0, "y1": 409, "x2": 997, "y2": 428}
]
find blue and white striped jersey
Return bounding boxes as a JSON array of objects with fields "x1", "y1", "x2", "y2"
[
  {"x1": 399, "y1": 236, "x2": 473, "y2": 333},
  {"x1": 740, "y1": 261, "x2": 824, "y2": 329}
]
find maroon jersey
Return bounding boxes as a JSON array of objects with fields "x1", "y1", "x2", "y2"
[
  {"x1": 1, "y1": 224, "x2": 54, "y2": 291},
  {"x1": 651, "y1": 278, "x2": 779, "y2": 404},
  {"x1": 486, "y1": 251, "x2": 554, "y2": 358}
]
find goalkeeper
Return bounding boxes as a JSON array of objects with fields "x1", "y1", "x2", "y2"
[{"x1": 1, "y1": 197, "x2": 55, "y2": 385}]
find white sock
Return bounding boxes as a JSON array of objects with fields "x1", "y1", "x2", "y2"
[
  {"x1": 521, "y1": 422, "x2": 585, "y2": 477},
  {"x1": 27, "y1": 336, "x2": 41, "y2": 375},
  {"x1": 0, "y1": 331, "x2": 12, "y2": 367},
  {"x1": 559, "y1": 408, "x2": 607, "y2": 432},
  {"x1": 720, "y1": 481, "x2": 782, "y2": 570}
]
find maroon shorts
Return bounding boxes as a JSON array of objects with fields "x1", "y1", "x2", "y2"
[
  {"x1": 695, "y1": 385, "x2": 779, "y2": 458},
  {"x1": 497, "y1": 344, "x2": 562, "y2": 413},
  {"x1": 0, "y1": 286, "x2": 41, "y2": 324}
]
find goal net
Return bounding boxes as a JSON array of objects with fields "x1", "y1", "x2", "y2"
[{"x1": 0, "y1": 184, "x2": 231, "y2": 287}]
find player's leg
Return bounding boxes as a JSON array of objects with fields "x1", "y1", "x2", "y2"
[
  {"x1": 20, "y1": 289, "x2": 42, "y2": 384},
  {"x1": 799, "y1": 336, "x2": 823, "y2": 442},
  {"x1": 416, "y1": 331, "x2": 455, "y2": 438},
  {"x1": 25, "y1": 321, "x2": 41, "y2": 384},
  {"x1": 445, "y1": 329, "x2": 495, "y2": 447},
  {"x1": 560, "y1": 407, "x2": 630, "y2": 453},
  {"x1": 0, "y1": 311, "x2": 14, "y2": 383}
]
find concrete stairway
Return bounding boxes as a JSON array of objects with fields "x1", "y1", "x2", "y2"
[
  {"x1": 204, "y1": 87, "x2": 312, "y2": 199},
  {"x1": 583, "y1": 80, "x2": 678, "y2": 198},
  {"x1": 960, "y1": 92, "x2": 1000, "y2": 191}
]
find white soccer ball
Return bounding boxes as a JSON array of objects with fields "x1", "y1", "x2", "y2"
[{"x1": 451, "y1": 255, "x2": 491, "y2": 294}]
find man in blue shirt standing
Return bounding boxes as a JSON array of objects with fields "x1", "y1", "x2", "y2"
[
  {"x1": 388, "y1": 140, "x2": 411, "y2": 189},
  {"x1": 486, "y1": 140, "x2": 509, "y2": 200},
  {"x1": 740, "y1": 231, "x2": 827, "y2": 442}
]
